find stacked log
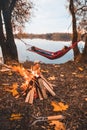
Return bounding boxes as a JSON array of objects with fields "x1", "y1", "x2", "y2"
[{"x1": 23, "y1": 63, "x2": 56, "y2": 104}]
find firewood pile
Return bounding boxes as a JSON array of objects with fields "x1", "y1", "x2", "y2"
[
  {"x1": 21, "y1": 63, "x2": 56, "y2": 104},
  {"x1": 0, "y1": 63, "x2": 56, "y2": 104}
]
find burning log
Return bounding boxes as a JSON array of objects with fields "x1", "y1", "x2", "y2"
[
  {"x1": 23, "y1": 63, "x2": 56, "y2": 104},
  {"x1": 25, "y1": 87, "x2": 35, "y2": 104},
  {"x1": 41, "y1": 75, "x2": 56, "y2": 96},
  {"x1": 41, "y1": 74, "x2": 54, "y2": 90},
  {"x1": 37, "y1": 78, "x2": 48, "y2": 99},
  {"x1": 37, "y1": 87, "x2": 43, "y2": 100}
]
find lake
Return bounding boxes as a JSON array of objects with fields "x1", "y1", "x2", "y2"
[{"x1": 1, "y1": 38, "x2": 82, "y2": 64}]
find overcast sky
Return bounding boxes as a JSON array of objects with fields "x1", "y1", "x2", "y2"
[{"x1": 24, "y1": 0, "x2": 72, "y2": 34}]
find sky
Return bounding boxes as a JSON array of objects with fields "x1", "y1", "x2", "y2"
[{"x1": 24, "y1": 0, "x2": 72, "y2": 34}]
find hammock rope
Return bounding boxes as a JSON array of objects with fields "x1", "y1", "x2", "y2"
[{"x1": 16, "y1": 36, "x2": 32, "y2": 48}]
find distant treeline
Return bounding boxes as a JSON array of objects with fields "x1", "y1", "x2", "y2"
[{"x1": 15, "y1": 32, "x2": 72, "y2": 41}]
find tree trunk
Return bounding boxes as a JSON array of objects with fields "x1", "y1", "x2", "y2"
[
  {"x1": 69, "y1": 0, "x2": 79, "y2": 60},
  {"x1": 75, "y1": 34, "x2": 87, "y2": 63},
  {"x1": 83, "y1": 34, "x2": 87, "y2": 55},
  {"x1": 0, "y1": 9, "x2": 8, "y2": 63},
  {"x1": 80, "y1": 34, "x2": 87, "y2": 62},
  {"x1": 2, "y1": 10, "x2": 18, "y2": 63}
]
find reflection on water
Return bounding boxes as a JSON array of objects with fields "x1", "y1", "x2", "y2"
[{"x1": 15, "y1": 38, "x2": 74, "y2": 64}]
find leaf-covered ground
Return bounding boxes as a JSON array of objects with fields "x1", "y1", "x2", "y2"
[{"x1": 0, "y1": 61, "x2": 87, "y2": 130}]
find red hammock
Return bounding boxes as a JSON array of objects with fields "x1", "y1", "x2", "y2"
[{"x1": 27, "y1": 41, "x2": 78, "y2": 60}]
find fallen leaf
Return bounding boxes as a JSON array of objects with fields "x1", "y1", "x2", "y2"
[
  {"x1": 75, "y1": 74, "x2": 84, "y2": 78},
  {"x1": 78, "y1": 67, "x2": 83, "y2": 71},
  {"x1": 72, "y1": 72, "x2": 76, "y2": 75},
  {"x1": 85, "y1": 98, "x2": 87, "y2": 101},
  {"x1": 50, "y1": 120, "x2": 66, "y2": 130},
  {"x1": 48, "y1": 76, "x2": 55, "y2": 80},
  {"x1": 60, "y1": 74, "x2": 64, "y2": 77},
  {"x1": 5, "y1": 83, "x2": 19, "y2": 97},
  {"x1": 10, "y1": 113, "x2": 22, "y2": 120},
  {"x1": 42, "y1": 69, "x2": 48, "y2": 73},
  {"x1": 51, "y1": 101, "x2": 68, "y2": 111}
]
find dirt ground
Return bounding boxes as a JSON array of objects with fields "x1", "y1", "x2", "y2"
[{"x1": 0, "y1": 60, "x2": 87, "y2": 130}]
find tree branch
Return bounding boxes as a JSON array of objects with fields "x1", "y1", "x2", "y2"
[
  {"x1": 9, "y1": 0, "x2": 18, "y2": 14},
  {"x1": 76, "y1": 5, "x2": 87, "y2": 12}
]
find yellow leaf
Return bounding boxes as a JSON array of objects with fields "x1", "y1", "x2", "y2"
[
  {"x1": 50, "y1": 120, "x2": 66, "y2": 130},
  {"x1": 5, "y1": 83, "x2": 19, "y2": 97},
  {"x1": 85, "y1": 98, "x2": 87, "y2": 101},
  {"x1": 51, "y1": 101, "x2": 68, "y2": 112},
  {"x1": 78, "y1": 67, "x2": 83, "y2": 71},
  {"x1": 10, "y1": 113, "x2": 22, "y2": 120},
  {"x1": 48, "y1": 76, "x2": 55, "y2": 80}
]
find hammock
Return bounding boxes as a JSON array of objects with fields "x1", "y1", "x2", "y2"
[{"x1": 27, "y1": 41, "x2": 78, "y2": 60}]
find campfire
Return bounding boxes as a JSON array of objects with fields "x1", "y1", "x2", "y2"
[{"x1": 1, "y1": 63, "x2": 56, "y2": 104}]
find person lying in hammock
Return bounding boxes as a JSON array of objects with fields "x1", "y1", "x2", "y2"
[
  {"x1": 63, "y1": 46, "x2": 69, "y2": 50},
  {"x1": 32, "y1": 46, "x2": 69, "y2": 52},
  {"x1": 31, "y1": 46, "x2": 52, "y2": 56}
]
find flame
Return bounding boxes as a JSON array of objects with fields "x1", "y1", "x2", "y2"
[
  {"x1": 4, "y1": 63, "x2": 43, "y2": 100},
  {"x1": 12, "y1": 65, "x2": 33, "y2": 91},
  {"x1": 12, "y1": 65, "x2": 30, "y2": 78},
  {"x1": 11, "y1": 64, "x2": 41, "y2": 97},
  {"x1": 31, "y1": 63, "x2": 41, "y2": 77},
  {"x1": 3, "y1": 63, "x2": 43, "y2": 101}
]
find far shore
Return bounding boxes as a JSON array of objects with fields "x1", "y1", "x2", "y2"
[{"x1": 14, "y1": 32, "x2": 72, "y2": 41}]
